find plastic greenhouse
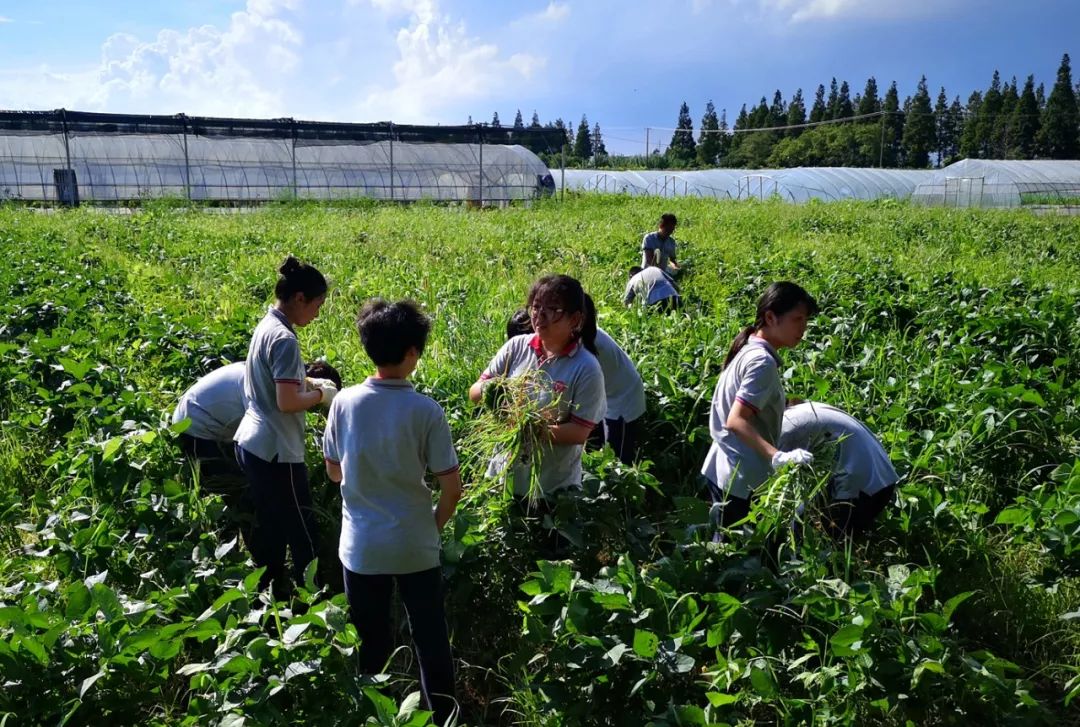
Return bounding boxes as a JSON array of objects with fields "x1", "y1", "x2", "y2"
[
  {"x1": 910, "y1": 159, "x2": 1080, "y2": 207},
  {"x1": 0, "y1": 110, "x2": 562, "y2": 204},
  {"x1": 557, "y1": 167, "x2": 934, "y2": 202}
]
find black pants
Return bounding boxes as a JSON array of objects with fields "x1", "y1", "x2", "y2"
[
  {"x1": 817, "y1": 485, "x2": 896, "y2": 538},
  {"x1": 652, "y1": 296, "x2": 682, "y2": 313},
  {"x1": 180, "y1": 433, "x2": 243, "y2": 479},
  {"x1": 235, "y1": 445, "x2": 318, "y2": 596},
  {"x1": 586, "y1": 416, "x2": 640, "y2": 465},
  {"x1": 344, "y1": 566, "x2": 456, "y2": 724}
]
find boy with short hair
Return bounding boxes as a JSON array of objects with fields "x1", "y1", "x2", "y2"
[
  {"x1": 641, "y1": 212, "x2": 680, "y2": 275},
  {"x1": 323, "y1": 299, "x2": 462, "y2": 724}
]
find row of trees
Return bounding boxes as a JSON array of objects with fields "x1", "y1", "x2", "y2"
[
  {"x1": 668, "y1": 52, "x2": 1078, "y2": 169},
  {"x1": 478, "y1": 53, "x2": 1079, "y2": 170}
]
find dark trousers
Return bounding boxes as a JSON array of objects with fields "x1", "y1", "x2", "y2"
[
  {"x1": 180, "y1": 433, "x2": 243, "y2": 479},
  {"x1": 586, "y1": 416, "x2": 640, "y2": 464},
  {"x1": 817, "y1": 485, "x2": 896, "y2": 538},
  {"x1": 705, "y1": 479, "x2": 751, "y2": 528},
  {"x1": 344, "y1": 566, "x2": 457, "y2": 724},
  {"x1": 652, "y1": 296, "x2": 682, "y2": 313},
  {"x1": 235, "y1": 445, "x2": 318, "y2": 595}
]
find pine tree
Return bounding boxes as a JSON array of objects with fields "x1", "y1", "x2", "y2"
[
  {"x1": 1011, "y1": 75, "x2": 1041, "y2": 159},
  {"x1": 716, "y1": 108, "x2": 732, "y2": 165},
  {"x1": 467, "y1": 115, "x2": 473, "y2": 125},
  {"x1": 787, "y1": 89, "x2": 807, "y2": 137},
  {"x1": 491, "y1": 111, "x2": 501, "y2": 127},
  {"x1": 959, "y1": 91, "x2": 983, "y2": 158},
  {"x1": 768, "y1": 90, "x2": 787, "y2": 128},
  {"x1": 994, "y1": 78, "x2": 1018, "y2": 157},
  {"x1": 698, "y1": 100, "x2": 721, "y2": 166},
  {"x1": 975, "y1": 71, "x2": 1003, "y2": 157},
  {"x1": 551, "y1": 118, "x2": 572, "y2": 155},
  {"x1": 1038, "y1": 53, "x2": 1080, "y2": 158},
  {"x1": 1036, "y1": 83, "x2": 1046, "y2": 110},
  {"x1": 530, "y1": 111, "x2": 542, "y2": 129},
  {"x1": 858, "y1": 77, "x2": 881, "y2": 118},
  {"x1": 748, "y1": 97, "x2": 770, "y2": 129},
  {"x1": 835, "y1": 81, "x2": 854, "y2": 119},
  {"x1": 934, "y1": 87, "x2": 955, "y2": 166},
  {"x1": 592, "y1": 123, "x2": 607, "y2": 158},
  {"x1": 726, "y1": 105, "x2": 750, "y2": 163},
  {"x1": 902, "y1": 75, "x2": 936, "y2": 168},
  {"x1": 948, "y1": 96, "x2": 965, "y2": 162},
  {"x1": 513, "y1": 109, "x2": 524, "y2": 129},
  {"x1": 573, "y1": 115, "x2": 592, "y2": 160},
  {"x1": 881, "y1": 81, "x2": 903, "y2": 166},
  {"x1": 668, "y1": 101, "x2": 697, "y2": 165},
  {"x1": 826, "y1": 78, "x2": 839, "y2": 121},
  {"x1": 810, "y1": 85, "x2": 827, "y2": 124}
]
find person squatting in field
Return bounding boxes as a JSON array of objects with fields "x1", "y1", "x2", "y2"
[
  {"x1": 233, "y1": 256, "x2": 339, "y2": 597},
  {"x1": 624, "y1": 264, "x2": 681, "y2": 312},
  {"x1": 641, "y1": 212, "x2": 681, "y2": 277},
  {"x1": 506, "y1": 297, "x2": 647, "y2": 465},
  {"x1": 173, "y1": 359, "x2": 341, "y2": 474},
  {"x1": 323, "y1": 299, "x2": 462, "y2": 725},
  {"x1": 469, "y1": 274, "x2": 606, "y2": 502},
  {"x1": 701, "y1": 281, "x2": 820, "y2": 528},
  {"x1": 779, "y1": 402, "x2": 898, "y2": 538}
]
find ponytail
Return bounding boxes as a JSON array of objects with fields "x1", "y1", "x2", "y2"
[
  {"x1": 580, "y1": 293, "x2": 599, "y2": 356},
  {"x1": 275, "y1": 255, "x2": 327, "y2": 302},
  {"x1": 723, "y1": 325, "x2": 757, "y2": 369}
]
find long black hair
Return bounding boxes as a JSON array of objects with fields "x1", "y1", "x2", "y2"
[
  {"x1": 275, "y1": 255, "x2": 327, "y2": 302},
  {"x1": 527, "y1": 274, "x2": 598, "y2": 355},
  {"x1": 723, "y1": 281, "x2": 819, "y2": 369}
]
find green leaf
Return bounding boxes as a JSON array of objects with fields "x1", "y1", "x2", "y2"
[
  {"x1": 100, "y1": 437, "x2": 123, "y2": 462},
  {"x1": 149, "y1": 639, "x2": 182, "y2": 661},
  {"x1": 705, "y1": 691, "x2": 739, "y2": 707},
  {"x1": 994, "y1": 507, "x2": 1030, "y2": 526},
  {"x1": 829, "y1": 624, "x2": 865, "y2": 655},
  {"x1": 633, "y1": 629, "x2": 659, "y2": 659},
  {"x1": 59, "y1": 357, "x2": 93, "y2": 380},
  {"x1": 176, "y1": 661, "x2": 213, "y2": 676},
  {"x1": 911, "y1": 659, "x2": 946, "y2": 688},
  {"x1": 941, "y1": 591, "x2": 975, "y2": 624},
  {"x1": 749, "y1": 667, "x2": 776, "y2": 697}
]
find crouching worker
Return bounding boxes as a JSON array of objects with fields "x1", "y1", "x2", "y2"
[
  {"x1": 624, "y1": 265, "x2": 681, "y2": 313},
  {"x1": 779, "y1": 402, "x2": 898, "y2": 538},
  {"x1": 323, "y1": 299, "x2": 462, "y2": 725},
  {"x1": 174, "y1": 360, "x2": 341, "y2": 477}
]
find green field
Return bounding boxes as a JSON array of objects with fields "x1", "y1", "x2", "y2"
[{"x1": 1, "y1": 196, "x2": 1079, "y2": 725}]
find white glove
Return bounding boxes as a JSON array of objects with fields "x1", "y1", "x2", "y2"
[
  {"x1": 313, "y1": 379, "x2": 338, "y2": 406},
  {"x1": 771, "y1": 448, "x2": 813, "y2": 470},
  {"x1": 306, "y1": 377, "x2": 333, "y2": 390}
]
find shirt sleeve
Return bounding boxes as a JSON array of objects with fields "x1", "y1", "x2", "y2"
[
  {"x1": 623, "y1": 278, "x2": 636, "y2": 304},
  {"x1": 323, "y1": 398, "x2": 341, "y2": 465},
  {"x1": 734, "y1": 355, "x2": 778, "y2": 414},
  {"x1": 641, "y1": 233, "x2": 656, "y2": 252},
  {"x1": 569, "y1": 362, "x2": 606, "y2": 428},
  {"x1": 269, "y1": 334, "x2": 303, "y2": 385},
  {"x1": 425, "y1": 402, "x2": 460, "y2": 476},
  {"x1": 480, "y1": 338, "x2": 517, "y2": 381}
]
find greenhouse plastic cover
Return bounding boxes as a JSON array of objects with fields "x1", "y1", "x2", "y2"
[
  {"x1": 910, "y1": 159, "x2": 1080, "y2": 207},
  {"x1": 556, "y1": 167, "x2": 934, "y2": 202},
  {"x1": 0, "y1": 111, "x2": 559, "y2": 203}
]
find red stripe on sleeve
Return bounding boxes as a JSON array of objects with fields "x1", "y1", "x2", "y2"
[
  {"x1": 735, "y1": 396, "x2": 759, "y2": 413},
  {"x1": 432, "y1": 464, "x2": 460, "y2": 477},
  {"x1": 570, "y1": 414, "x2": 597, "y2": 428}
]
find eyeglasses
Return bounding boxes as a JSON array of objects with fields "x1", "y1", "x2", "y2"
[{"x1": 529, "y1": 304, "x2": 566, "y2": 322}]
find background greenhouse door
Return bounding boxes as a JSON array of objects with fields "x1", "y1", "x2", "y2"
[
  {"x1": 737, "y1": 175, "x2": 778, "y2": 201},
  {"x1": 944, "y1": 176, "x2": 984, "y2": 208}
]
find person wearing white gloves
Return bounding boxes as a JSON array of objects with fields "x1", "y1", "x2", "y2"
[
  {"x1": 700, "y1": 282, "x2": 819, "y2": 529},
  {"x1": 233, "y1": 255, "x2": 334, "y2": 597},
  {"x1": 780, "y1": 402, "x2": 898, "y2": 537}
]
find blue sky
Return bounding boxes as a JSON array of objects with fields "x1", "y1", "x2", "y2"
[{"x1": 1, "y1": 0, "x2": 1077, "y2": 153}]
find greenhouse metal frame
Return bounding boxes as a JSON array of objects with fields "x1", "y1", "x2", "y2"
[{"x1": 0, "y1": 110, "x2": 563, "y2": 204}]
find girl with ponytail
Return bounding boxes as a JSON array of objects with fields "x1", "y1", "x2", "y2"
[
  {"x1": 702, "y1": 281, "x2": 820, "y2": 527},
  {"x1": 234, "y1": 255, "x2": 334, "y2": 596},
  {"x1": 468, "y1": 274, "x2": 606, "y2": 500}
]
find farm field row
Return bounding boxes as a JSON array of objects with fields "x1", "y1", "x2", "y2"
[{"x1": 1, "y1": 196, "x2": 1079, "y2": 725}]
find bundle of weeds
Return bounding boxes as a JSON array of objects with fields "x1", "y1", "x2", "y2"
[{"x1": 460, "y1": 370, "x2": 561, "y2": 506}]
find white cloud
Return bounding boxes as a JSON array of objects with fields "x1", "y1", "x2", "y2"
[
  {"x1": 355, "y1": 0, "x2": 546, "y2": 123},
  {"x1": 751, "y1": 0, "x2": 958, "y2": 22},
  {"x1": 0, "y1": 16, "x2": 13, "y2": 23},
  {"x1": 0, "y1": 0, "x2": 303, "y2": 117}
]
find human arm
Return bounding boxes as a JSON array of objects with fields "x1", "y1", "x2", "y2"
[
  {"x1": 276, "y1": 381, "x2": 325, "y2": 413},
  {"x1": 323, "y1": 399, "x2": 343, "y2": 482},
  {"x1": 545, "y1": 421, "x2": 594, "y2": 446},
  {"x1": 433, "y1": 469, "x2": 463, "y2": 532},
  {"x1": 726, "y1": 399, "x2": 779, "y2": 462},
  {"x1": 468, "y1": 379, "x2": 486, "y2": 403},
  {"x1": 325, "y1": 459, "x2": 343, "y2": 483}
]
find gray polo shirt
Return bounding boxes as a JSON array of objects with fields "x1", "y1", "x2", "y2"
[
  {"x1": 234, "y1": 307, "x2": 307, "y2": 463},
  {"x1": 595, "y1": 328, "x2": 646, "y2": 422},
  {"x1": 779, "y1": 403, "x2": 898, "y2": 499},
  {"x1": 641, "y1": 231, "x2": 677, "y2": 269},
  {"x1": 481, "y1": 334, "x2": 606, "y2": 496},
  {"x1": 700, "y1": 338, "x2": 785, "y2": 499},
  {"x1": 171, "y1": 362, "x2": 246, "y2": 442},
  {"x1": 624, "y1": 267, "x2": 679, "y2": 306},
  {"x1": 324, "y1": 377, "x2": 459, "y2": 575}
]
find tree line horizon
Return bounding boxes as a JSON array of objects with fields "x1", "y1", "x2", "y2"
[{"x1": 472, "y1": 52, "x2": 1080, "y2": 171}]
